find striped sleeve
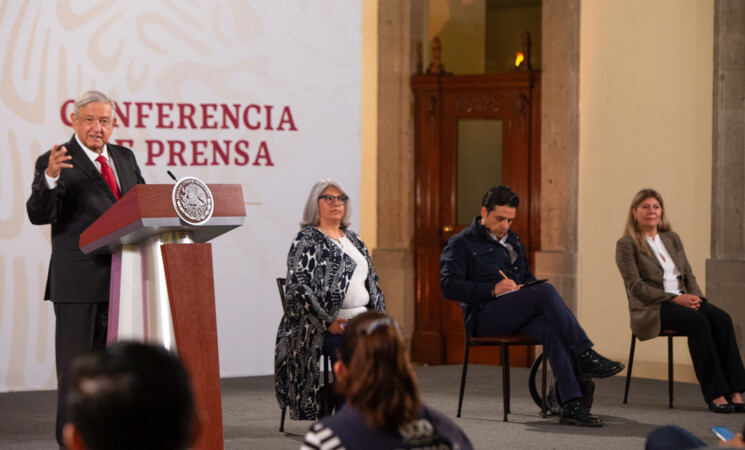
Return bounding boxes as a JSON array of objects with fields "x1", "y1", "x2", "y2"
[{"x1": 301, "y1": 422, "x2": 345, "y2": 450}]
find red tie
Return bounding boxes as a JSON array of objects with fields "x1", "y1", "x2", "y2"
[{"x1": 96, "y1": 155, "x2": 121, "y2": 199}]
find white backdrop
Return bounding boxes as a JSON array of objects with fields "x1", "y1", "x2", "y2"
[{"x1": 0, "y1": 0, "x2": 362, "y2": 392}]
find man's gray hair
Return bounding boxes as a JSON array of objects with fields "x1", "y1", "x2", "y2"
[
  {"x1": 73, "y1": 90, "x2": 115, "y2": 116},
  {"x1": 300, "y1": 178, "x2": 352, "y2": 228}
]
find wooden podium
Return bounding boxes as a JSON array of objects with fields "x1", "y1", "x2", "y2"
[{"x1": 80, "y1": 184, "x2": 246, "y2": 450}]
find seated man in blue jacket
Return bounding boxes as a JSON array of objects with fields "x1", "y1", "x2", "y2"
[{"x1": 440, "y1": 185, "x2": 624, "y2": 427}]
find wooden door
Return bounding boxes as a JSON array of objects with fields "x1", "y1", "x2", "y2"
[{"x1": 411, "y1": 72, "x2": 541, "y2": 366}]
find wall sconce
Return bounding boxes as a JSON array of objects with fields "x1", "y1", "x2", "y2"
[{"x1": 515, "y1": 52, "x2": 525, "y2": 68}]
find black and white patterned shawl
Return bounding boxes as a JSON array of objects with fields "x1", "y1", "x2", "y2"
[{"x1": 275, "y1": 226, "x2": 385, "y2": 420}]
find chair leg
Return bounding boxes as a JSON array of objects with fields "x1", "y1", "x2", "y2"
[
  {"x1": 623, "y1": 335, "x2": 636, "y2": 404},
  {"x1": 667, "y1": 336, "x2": 674, "y2": 409},
  {"x1": 540, "y1": 352, "x2": 547, "y2": 418},
  {"x1": 279, "y1": 406, "x2": 286, "y2": 432},
  {"x1": 457, "y1": 339, "x2": 471, "y2": 418},
  {"x1": 502, "y1": 344, "x2": 510, "y2": 422}
]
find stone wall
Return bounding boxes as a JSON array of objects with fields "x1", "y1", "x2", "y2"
[{"x1": 707, "y1": 0, "x2": 745, "y2": 364}]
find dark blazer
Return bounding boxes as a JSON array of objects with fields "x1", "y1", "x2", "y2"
[
  {"x1": 309, "y1": 403, "x2": 473, "y2": 450},
  {"x1": 441, "y1": 216, "x2": 536, "y2": 335},
  {"x1": 26, "y1": 135, "x2": 145, "y2": 303},
  {"x1": 615, "y1": 231, "x2": 703, "y2": 341}
]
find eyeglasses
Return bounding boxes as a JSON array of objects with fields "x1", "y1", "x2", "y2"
[{"x1": 318, "y1": 195, "x2": 348, "y2": 205}]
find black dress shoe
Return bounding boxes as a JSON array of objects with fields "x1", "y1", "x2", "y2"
[
  {"x1": 559, "y1": 398, "x2": 603, "y2": 427},
  {"x1": 729, "y1": 402, "x2": 745, "y2": 413},
  {"x1": 708, "y1": 401, "x2": 734, "y2": 414},
  {"x1": 576, "y1": 349, "x2": 625, "y2": 378}
]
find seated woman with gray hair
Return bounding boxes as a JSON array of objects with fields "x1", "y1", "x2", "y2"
[{"x1": 275, "y1": 178, "x2": 386, "y2": 422}]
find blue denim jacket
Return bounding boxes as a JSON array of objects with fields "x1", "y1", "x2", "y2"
[{"x1": 440, "y1": 216, "x2": 536, "y2": 334}]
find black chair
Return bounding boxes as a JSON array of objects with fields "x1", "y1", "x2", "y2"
[
  {"x1": 457, "y1": 319, "x2": 547, "y2": 422},
  {"x1": 623, "y1": 329, "x2": 683, "y2": 408},
  {"x1": 277, "y1": 278, "x2": 332, "y2": 432}
]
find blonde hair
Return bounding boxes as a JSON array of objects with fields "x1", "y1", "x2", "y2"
[{"x1": 623, "y1": 188, "x2": 671, "y2": 254}]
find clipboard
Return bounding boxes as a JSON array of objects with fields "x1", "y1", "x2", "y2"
[
  {"x1": 494, "y1": 278, "x2": 548, "y2": 297},
  {"x1": 521, "y1": 278, "x2": 548, "y2": 288}
]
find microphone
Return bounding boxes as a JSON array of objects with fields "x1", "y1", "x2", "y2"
[{"x1": 167, "y1": 170, "x2": 178, "y2": 182}]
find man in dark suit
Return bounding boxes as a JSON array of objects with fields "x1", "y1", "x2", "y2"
[
  {"x1": 26, "y1": 90, "x2": 145, "y2": 448},
  {"x1": 441, "y1": 185, "x2": 624, "y2": 427}
]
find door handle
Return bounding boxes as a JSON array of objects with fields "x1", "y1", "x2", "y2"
[{"x1": 442, "y1": 225, "x2": 453, "y2": 233}]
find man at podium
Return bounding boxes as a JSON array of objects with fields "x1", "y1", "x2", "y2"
[{"x1": 26, "y1": 90, "x2": 145, "y2": 448}]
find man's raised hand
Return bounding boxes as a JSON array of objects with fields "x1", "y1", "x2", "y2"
[{"x1": 46, "y1": 144, "x2": 73, "y2": 178}]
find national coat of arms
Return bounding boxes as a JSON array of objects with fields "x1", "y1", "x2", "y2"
[{"x1": 172, "y1": 177, "x2": 214, "y2": 225}]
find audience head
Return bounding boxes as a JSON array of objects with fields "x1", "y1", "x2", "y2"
[
  {"x1": 623, "y1": 188, "x2": 671, "y2": 253},
  {"x1": 64, "y1": 341, "x2": 196, "y2": 450},
  {"x1": 335, "y1": 311, "x2": 421, "y2": 431},
  {"x1": 481, "y1": 185, "x2": 520, "y2": 212},
  {"x1": 301, "y1": 178, "x2": 352, "y2": 228}
]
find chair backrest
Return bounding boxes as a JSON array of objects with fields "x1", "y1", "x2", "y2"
[
  {"x1": 458, "y1": 302, "x2": 472, "y2": 337},
  {"x1": 276, "y1": 278, "x2": 287, "y2": 314}
]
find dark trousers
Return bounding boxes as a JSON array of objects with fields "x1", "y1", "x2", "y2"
[
  {"x1": 475, "y1": 283, "x2": 594, "y2": 402},
  {"x1": 322, "y1": 332, "x2": 342, "y2": 367},
  {"x1": 321, "y1": 332, "x2": 344, "y2": 411},
  {"x1": 660, "y1": 301, "x2": 745, "y2": 402},
  {"x1": 54, "y1": 302, "x2": 109, "y2": 447}
]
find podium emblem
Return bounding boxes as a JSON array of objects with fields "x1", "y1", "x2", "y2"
[{"x1": 172, "y1": 177, "x2": 214, "y2": 225}]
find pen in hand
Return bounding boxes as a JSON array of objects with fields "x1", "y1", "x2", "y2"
[{"x1": 497, "y1": 269, "x2": 521, "y2": 293}]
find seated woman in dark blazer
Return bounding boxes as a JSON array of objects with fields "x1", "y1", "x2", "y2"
[
  {"x1": 275, "y1": 178, "x2": 385, "y2": 422},
  {"x1": 616, "y1": 188, "x2": 745, "y2": 413}
]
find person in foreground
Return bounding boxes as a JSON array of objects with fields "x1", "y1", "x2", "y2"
[
  {"x1": 275, "y1": 178, "x2": 386, "y2": 421},
  {"x1": 441, "y1": 185, "x2": 624, "y2": 427},
  {"x1": 26, "y1": 90, "x2": 145, "y2": 447},
  {"x1": 302, "y1": 311, "x2": 473, "y2": 450},
  {"x1": 63, "y1": 341, "x2": 197, "y2": 450},
  {"x1": 646, "y1": 423, "x2": 745, "y2": 449},
  {"x1": 616, "y1": 188, "x2": 745, "y2": 414}
]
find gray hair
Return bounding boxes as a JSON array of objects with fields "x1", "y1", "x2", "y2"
[
  {"x1": 73, "y1": 90, "x2": 115, "y2": 116},
  {"x1": 300, "y1": 178, "x2": 352, "y2": 228}
]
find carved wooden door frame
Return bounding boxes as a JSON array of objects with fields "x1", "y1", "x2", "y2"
[{"x1": 411, "y1": 71, "x2": 541, "y2": 365}]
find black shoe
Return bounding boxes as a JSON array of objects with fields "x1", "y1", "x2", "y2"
[
  {"x1": 730, "y1": 402, "x2": 745, "y2": 413},
  {"x1": 559, "y1": 398, "x2": 603, "y2": 427},
  {"x1": 576, "y1": 349, "x2": 625, "y2": 378},
  {"x1": 709, "y1": 401, "x2": 734, "y2": 414}
]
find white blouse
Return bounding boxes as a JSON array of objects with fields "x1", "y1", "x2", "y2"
[
  {"x1": 334, "y1": 235, "x2": 370, "y2": 319},
  {"x1": 645, "y1": 235, "x2": 682, "y2": 294}
]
